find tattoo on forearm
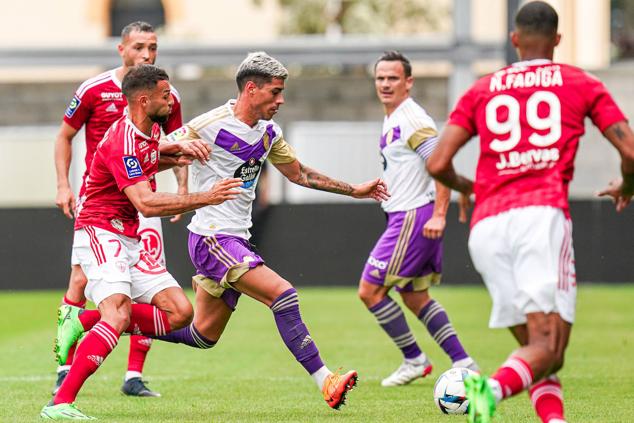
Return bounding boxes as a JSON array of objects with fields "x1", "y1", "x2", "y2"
[
  {"x1": 298, "y1": 163, "x2": 353, "y2": 195},
  {"x1": 613, "y1": 124, "x2": 626, "y2": 140}
]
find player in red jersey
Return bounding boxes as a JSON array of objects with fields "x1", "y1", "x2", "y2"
[
  {"x1": 41, "y1": 64, "x2": 242, "y2": 420},
  {"x1": 427, "y1": 2, "x2": 634, "y2": 422},
  {"x1": 53, "y1": 21, "x2": 185, "y2": 397}
]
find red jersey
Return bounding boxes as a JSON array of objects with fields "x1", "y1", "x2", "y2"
[
  {"x1": 75, "y1": 116, "x2": 161, "y2": 239},
  {"x1": 63, "y1": 68, "x2": 182, "y2": 184},
  {"x1": 448, "y1": 59, "x2": 626, "y2": 227}
]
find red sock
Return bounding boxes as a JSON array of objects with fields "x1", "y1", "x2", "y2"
[
  {"x1": 529, "y1": 375, "x2": 565, "y2": 423},
  {"x1": 491, "y1": 356, "x2": 534, "y2": 399},
  {"x1": 61, "y1": 296, "x2": 86, "y2": 366},
  {"x1": 127, "y1": 336, "x2": 153, "y2": 373},
  {"x1": 62, "y1": 295, "x2": 86, "y2": 308},
  {"x1": 78, "y1": 310, "x2": 101, "y2": 331},
  {"x1": 126, "y1": 304, "x2": 171, "y2": 336},
  {"x1": 54, "y1": 321, "x2": 119, "y2": 405}
]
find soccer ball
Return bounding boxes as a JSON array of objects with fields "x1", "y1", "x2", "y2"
[{"x1": 433, "y1": 367, "x2": 477, "y2": 414}]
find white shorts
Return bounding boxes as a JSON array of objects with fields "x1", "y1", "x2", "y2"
[
  {"x1": 468, "y1": 206, "x2": 576, "y2": 328},
  {"x1": 71, "y1": 214, "x2": 164, "y2": 266},
  {"x1": 72, "y1": 226, "x2": 179, "y2": 306}
]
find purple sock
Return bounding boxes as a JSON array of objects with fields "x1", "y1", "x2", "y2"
[
  {"x1": 369, "y1": 296, "x2": 422, "y2": 359},
  {"x1": 155, "y1": 323, "x2": 216, "y2": 349},
  {"x1": 270, "y1": 288, "x2": 324, "y2": 374},
  {"x1": 418, "y1": 299, "x2": 468, "y2": 362}
]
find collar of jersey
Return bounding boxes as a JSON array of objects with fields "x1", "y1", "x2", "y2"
[
  {"x1": 125, "y1": 117, "x2": 153, "y2": 140},
  {"x1": 385, "y1": 96, "x2": 414, "y2": 123},
  {"x1": 511, "y1": 58, "x2": 553, "y2": 68},
  {"x1": 110, "y1": 68, "x2": 122, "y2": 89},
  {"x1": 225, "y1": 98, "x2": 268, "y2": 131}
]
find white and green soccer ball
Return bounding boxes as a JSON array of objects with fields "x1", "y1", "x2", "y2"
[{"x1": 433, "y1": 367, "x2": 478, "y2": 415}]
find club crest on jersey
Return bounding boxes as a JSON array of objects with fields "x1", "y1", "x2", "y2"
[
  {"x1": 150, "y1": 150, "x2": 157, "y2": 164},
  {"x1": 234, "y1": 157, "x2": 262, "y2": 189},
  {"x1": 123, "y1": 156, "x2": 143, "y2": 178},
  {"x1": 65, "y1": 95, "x2": 81, "y2": 118}
]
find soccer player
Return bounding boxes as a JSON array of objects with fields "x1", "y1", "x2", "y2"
[
  {"x1": 426, "y1": 2, "x2": 634, "y2": 422},
  {"x1": 156, "y1": 51, "x2": 389, "y2": 409},
  {"x1": 358, "y1": 51, "x2": 478, "y2": 387},
  {"x1": 53, "y1": 21, "x2": 185, "y2": 397},
  {"x1": 41, "y1": 64, "x2": 243, "y2": 420}
]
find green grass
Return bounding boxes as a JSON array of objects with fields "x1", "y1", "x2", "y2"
[{"x1": 1, "y1": 285, "x2": 633, "y2": 422}]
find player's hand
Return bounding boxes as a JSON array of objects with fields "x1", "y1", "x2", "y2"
[
  {"x1": 458, "y1": 192, "x2": 472, "y2": 223},
  {"x1": 351, "y1": 178, "x2": 390, "y2": 202},
  {"x1": 177, "y1": 140, "x2": 211, "y2": 164},
  {"x1": 423, "y1": 215, "x2": 446, "y2": 239},
  {"x1": 206, "y1": 178, "x2": 243, "y2": 205},
  {"x1": 597, "y1": 178, "x2": 632, "y2": 212},
  {"x1": 55, "y1": 186, "x2": 76, "y2": 219}
]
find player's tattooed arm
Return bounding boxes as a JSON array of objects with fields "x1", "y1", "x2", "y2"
[
  {"x1": 274, "y1": 160, "x2": 389, "y2": 201},
  {"x1": 599, "y1": 120, "x2": 634, "y2": 211}
]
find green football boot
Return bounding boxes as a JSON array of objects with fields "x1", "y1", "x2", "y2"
[
  {"x1": 54, "y1": 305, "x2": 84, "y2": 365},
  {"x1": 40, "y1": 402, "x2": 96, "y2": 420},
  {"x1": 465, "y1": 373, "x2": 496, "y2": 423}
]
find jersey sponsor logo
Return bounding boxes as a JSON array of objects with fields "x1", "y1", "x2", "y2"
[
  {"x1": 105, "y1": 103, "x2": 118, "y2": 113},
  {"x1": 489, "y1": 65, "x2": 563, "y2": 93},
  {"x1": 123, "y1": 156, "x2": 143, "y2": 178},
  {"x1": 110, "y1": 218, "x2": 124, "y2": 232},
  {"x1": 100, "y1": 92, "x2": 124, "y2": 101},
  {"x1": 367, "y1": 256, "x2": 388, "y2": 270},
  {"x1": 234, "y1": 157, "x2": 262, "y2": 189},
  {"x1": 139, "y1": 228, "x2": 163, "y2": 264},
  {"x1": 138, "y1": 141, "x2": 149, "y2": 150},
  {"x1": 64, "y1": 95, "x2": 81, "y2": 118}
]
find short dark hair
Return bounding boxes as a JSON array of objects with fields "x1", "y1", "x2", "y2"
[
  {"x1": 515, "y1": 1, "x2": 558, "y2": 37},
  {"x1": 374, "y1": 51, "x2": 412, "y2": 78},
  {"x1": 122, "y1": 64, "x2": 169, "y2": 100},
  {"x1": 121, "y1": 21, "x2": 154, "y2": 41}
]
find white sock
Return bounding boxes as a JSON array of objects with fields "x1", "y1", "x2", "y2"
[
  {"x1": 125, "y1": 371, "x2": 143, "y2": 381},
  {"x1": 405, "y1": 353, "x2": 428, "y2": 365},
  {"x1": 310, "y1": 366, "x2": 332, "y2": 390},
  {"x1": 453, "y1": 357, "x2": 475, "y2": 368},
  {"x1": 56, "y1": 365, "x2": 71, "y2": 373},
  {"x1": 488, "y1": 378, "x2": 503, "y2": 403}
]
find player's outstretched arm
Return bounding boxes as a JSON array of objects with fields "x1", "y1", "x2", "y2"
[
  {"x1": 599, "y1": 121, "x2": 634, "y2": 212},
  {"x1": 423, "y1": 182, "x2": 449, "y2": 239},
  {"x1": 169, "y1": 166, "x2": 189, "y2": 223},
  {"x1": 159, "y1": 138, "x2": 211, "y2": 167},
  {"x1": 54, "y1": 122, "x2": 80, "y2": 219},
  {"x1": 274, "y1": 159, "x2": 390, "y2": 201},
  {"x1": 123, "y1": 178, "x2": 242, "y2": 217}
]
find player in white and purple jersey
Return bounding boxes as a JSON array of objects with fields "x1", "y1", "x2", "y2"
[
  {"x1": 358, "y1": 51, "x2": 478, "y2": 388},
  {"x1": 53, "y1": 21, "x2": 186, "y2": 397},
  {"x1": 158, "y1": 52, "x2": 390, "y2": 410},
  {"x1": 427, "y1": 2, "x2": 634, "y2": 422}
]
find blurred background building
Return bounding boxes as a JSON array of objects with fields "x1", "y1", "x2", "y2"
[{"x1": 0, "y1": 0, "x2": 632, "y2": 288}]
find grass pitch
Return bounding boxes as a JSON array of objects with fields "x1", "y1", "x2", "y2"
[{"x1": 1, "y1": 285, "x2": 633, "y2": 422}]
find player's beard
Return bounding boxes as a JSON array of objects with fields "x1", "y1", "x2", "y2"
[{"x1": 149, "y1": 110, "x2": 169, "y2": 124}]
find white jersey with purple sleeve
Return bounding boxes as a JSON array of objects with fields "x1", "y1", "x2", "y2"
[
  {"x1": 379, "y1": 97, "x2": 439, "y2": 213},
  {"x1": 166, "y1": 99, "x2": 296, "y2": 239}
]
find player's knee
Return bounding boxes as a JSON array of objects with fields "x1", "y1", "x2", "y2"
[
  {"x1": 69, "y1": 268, "x2": 88, "y2": 291},
  {"x1": 169, "y1": 301, "x2": 194, "y2": 330},
  {"x1": 101, "y1": 307, "x2": 131, "y2": 334},
  {"x1": 357, "y1": 282, "x2": 384, "y2": 307}
]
